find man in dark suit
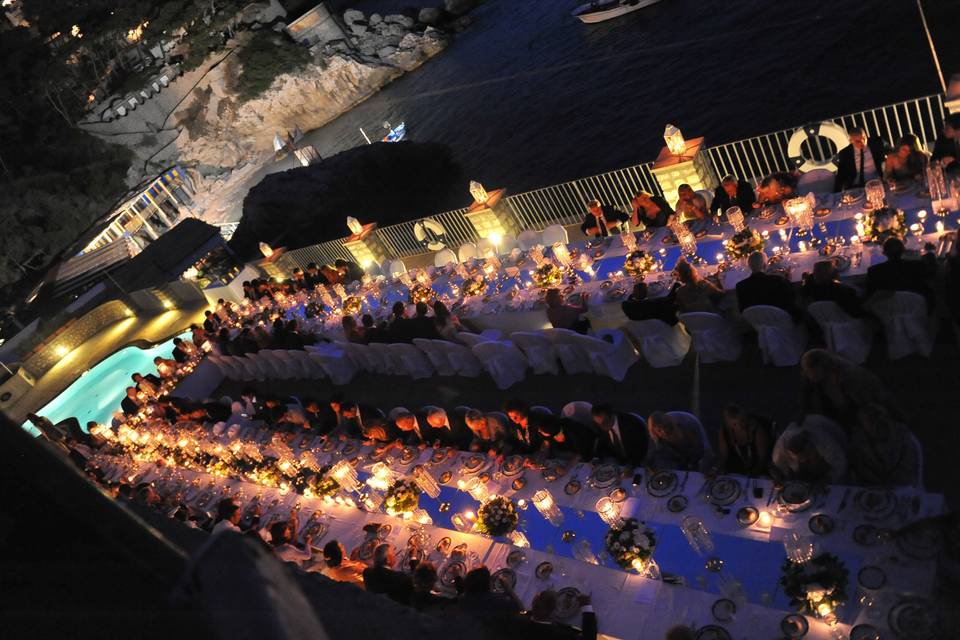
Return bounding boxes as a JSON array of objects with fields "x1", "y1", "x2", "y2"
[
  {"x1": 621, "y1": 281, "x2": 680, "y2": 325},
  {"x1": 416, "y1": 405, "x2": 472, "y2": 448},
  {"x1": 362, "y1": 544, "x2": 413, "y2": 605},
  {"x1": 534, "y1": 414, "x2": 598, "y2": 459},
  {"x1": 504, "y1": 398, "x2": 547, "y2": 454},
  {"x1": 581, "y1": 199, "x2": 628, "y2": 237},
  {"x1": 506, "y1": 590, "x2": 597, "y2": 640},
  {"x1": 709, "y1": 175, "x2": 756, "y2": 217},
  {"x1": 801, "y1": 261, "x2": 864, "y2": 317},
  {"x1": 866, "y1": 237, "x2": 934, "y2": 309},
  {"x1": 409, "y1": 302, "x2": 440, "y2": 340},
  {"x1": 834, "y1": 127, "x2": 887, "y2": 192},
  {"x1": 338, "y1": 401, "x2": 386, "y2": 438},
  {"x1": 591, "y1": 403, "x2": 648, "y2": 466},
  {"x1": 736, "y1": 252, "x2": 801, "y2": 321},
  {"x1": 931, "y1": 113, "x2": 960, "y2": 174},
  {"x1": 121, "y1": 387, "x2": 142, "y2": 417}
]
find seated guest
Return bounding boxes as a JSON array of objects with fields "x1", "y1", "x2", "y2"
[
  {"x1": 410, "y1": 302, "x2": 441, "y2": 340},
  {"x1": 334, "y1": 258, "x2": 365, "y2": 284},
  {"x1": 417, "y1": 405, "x2": 471, "y2": 448},
  {"x1": 546, "y1": 288, "x2": 590, "y2": 334},
  {"x1": 771, "y1": 415, "x2": 847, "y2": 485},
  {"x1": 581, "y1": 198, "x2": 628, "y2": 237},
  {"x1": 393, "y1": 410, "x2": 427, "y2": 446},
  {"x1": 171, "y1": 337, "x2": 192, "y2": 363},
  {"x1": 153, "y1": 356, "x2": 177, "y2": 378},
  {"x1": 389, "y1": 301, "x2": 413, "y2": 343},
  {"x1": 321, "y1": 540, "x2": 365, "y2": 585},
  {"x1": 508, "y1": 590, "x2": 597, "y2": 640},
  {"x1": 464, "y1": 409, "x2": 511, "y2": 453},
  {"x1": 121, "y1": 387, "x2": 142, "y2": 417},
  {"x1": 850, "y1": 404, "x2": 919, "y2": 487},
  {"x1": 304, "y1": 263, "x2": 322, "y2": 289},
  {"x1": 673, "y1": 259, "x2": 723, "y2": 313},
  {"x1": 339, "y1": 401, "x2": 386, "y2": 439},
  {"x1": 268, "y1": 516, "x2": 313, "y2": 565},
  {"x1": 834, "y1": 126, "x2": 886, "y2": 191},
  {"x1": 504, "y1": 399, "x2": 547, "y2": 453},
  {"x1": 735, "y1": 251, "x2": 801, "y2": 320},
  {"x1": 930, "y1": 112, "x2": 960, "y2": 173},
  {"x1": 362, "y1": 314, "x2": 389, "y2": 343},
  {"x1": 675, "y1": 184, "x2": 708, "y2": 222},
  {"x1": 883, "y1": 134, "x2": 928, "y2": 182},
  {"x1": 754, "y1": 172, "x2": 795, "y2": 207},
  {"x1": 25, "y1": 412, "x2": 68, "y2": 444},
  {"x1": 342, "y1": 315, "x2": 366, "y2": 344},
  {"x1": 621, "y1": 281, "x2": 679, "y2": 325},
  {"x1": 411, "y1": 562, "x2": 457, "y2": 612},
  {"x1": 630, "y1": 191, "x2": 673, "y2": 229},
  {"x1": 282, "y1": 319, "x2": 308, "y2": 349},
  {"x1": 458, "y1": 566, "x2": 523, "y2": 618},
  {"x1": 801, "y1": 261, "x2": 863, "y2": 317},
  {"x1": 644, "y1": 411, "x2": 705, "y2": 471},
  {"x1": 710, "y1": 175, "x2": 756, "y2": 217},
  {"x1": 591, "y1": 403, "x2": 648, "y2": 466},
  {"x1": 300, "y1": 398, "x2": 333, "y2": 433},
  {"x1": 363, "y1": 544, "x2": 413, "y2": 605},
  {"x1": 202, "y1": 310, "x2": 220, "y2": 333},
  {"x1": 535, "y1": 415, "x2": 598, "y2": 459},
  {"x1": 433, "y1": 300, "x2": 462, "y2": 340},
  {"x1": 715, "y1": 404, "x2": 772, "y2": 477},
  {"x1": 800, "y1": 348, "x2": 895, "y2": 429},
  {"x1": 319, "y1": 264, "x2": 341, "y2": 286},
  {"x1": 132, "y1": 372, "x2": 160, "y2": 398},
  {"x1": 212, "y1": 498, "x2": 249, "y2": 535},
  {"x1": 866, "y1": 237, "x2": 934, "y2": 308}
]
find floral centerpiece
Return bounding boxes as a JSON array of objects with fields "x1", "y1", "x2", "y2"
[
  {"x1": 302, "y1": 466, "x2": 341, "y2": 499},
  {"x1": 723, "y1": 226, "x2": 766, "y2": 260},
  {"x1": 780, "y1": 552, "x2": 849, "y2": 617},
  {"x1": 410, "y1": 283, "x2": 434, "y2": 305},
  {"x1": 604, "y1": 517, "x2": 656, "y2": 570},
  {"x1": 475, "y1": 495, "x2": 519, "y2": 537},
  {"x1": 861, "y1": 207, "x2": 906, "y2": 244},
  {"x1": 623, "y1": 250, "x2": 656, "y2": 279},
  {"x1": 383, "y1": 479, "x2": 421, "y2": 516},
  {"x1": 342, "y1": 296, "x2": 362, "y2": 316},
  {"x1": 462, "y1": 275, "x2": 488, "y2": 297},
  {"x1": 532, "y1": 262, "x2": 563, "y2": 288}
]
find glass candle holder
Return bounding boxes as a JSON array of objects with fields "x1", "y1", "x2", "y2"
[
  {"x1": 725, "y1": 206, "x2": 745, "y2": 232},
  {"x1": 784, "y1": 197, "x2": 813, "y2": 232},
  {"x1": 464, "y1": 476, "x2": 489, "y2": 502},
  {"x1": 532, "y1": 488, "x2": 564, "y2": 526},
  {"x1": 595, "y1": 497, "x2": 623, "y2": 527},
  {"x1": 412, "y1": 466, "x2": 441, "y2": 499},
  {"x1": 328, "y1": 460, "x2": 359, "y2": 492},
  {"x1": 865, "y1": 179, "x2": 886, "y2": 209}
]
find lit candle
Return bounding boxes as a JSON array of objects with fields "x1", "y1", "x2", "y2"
[
  {"x1": 917, "y1": 210, "x2": 927, "y2": 223},
  {"x1": 757, "y1": 511, "x2": 773, "y2": 528},
  {"x1": 936, "y1": 221, "x2": 945, "y2": 233},
  {"x1": 464, "y1": 510, "x2": 476, "y2": 521},
  {"x1": 595, "y1": 497, "x2": 623, "y2": 526},
  {"x1": 631, "y1": 557, "x2": 647, "y2": 573},
  {"x1": 798, "y1": 241, "x2": 807, "y2": 252}
]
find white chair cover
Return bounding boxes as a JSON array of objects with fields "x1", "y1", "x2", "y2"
[
  {"x1": 250, "y1": 352, "x2": 281, "y2": 379},
  {"x1": 476, "y1": 238, "x2": 496, "y2": 258},
  {"x1": 561, "y1": 401, "x2": 594, "y2": 427},
  {"x1": 385, "y1": 260, "x2": 408, "y2": 279},
  {"x1": 274, "y1": 350, "x2": 311, "y2": 378},
  {"x1": 307, "y1": 344, "x2": 358, "y2": 384},
  {"x1": 413, "y1": 338, "x2": 456, "y2": 376},
  {"x1": 457, "y1": 330, "x2": 504, "y2": 347},
  {"x1": 341, "y1": 342, "x2": 375, "y2": 373},
  {"x1": 678, "y1": 312, "x2": 743, "y2": 363},
  {"x1": 509, "y1": 331, "x2": 561, "y2": 375},
  {"x1": 542, "y1": 328, "x2": 595, "y2": 375},
  {"x1": 291, "y1": 349, "x2": 326, "y2": 378},
  {"x1": 434, "y1": 248, "x2": 458, "y2": 267},
  {"x1": 366, "y1": 343, "x2": 397, "y2": 375},
  {"x1": 517, "y1": 230, "x2": 543, "y2": 251},
  {"x1": 471, "y1": 341, "x2": 528, "y2": 389},
  {"x1": 387, "y1": 342, "x2": 435, "y2": 379},
  {"x1": 498, "y1": 235, "x2": 520, "y2": 254},
  {"x1": 570, "y1": 329, "x2": 640, "y2": 381},
  {"x1": 623, "y1": 319, "x2": 691, "y2": 368},
  {"x1": 807, "y1": 301, "x2": 873, "y2": 364},
  {"x1": 867, "y1": 291, "x2": 934, "y2": 359},
  {"x1": 457, "y1": 242, "x2": 479, "y2": 263},
  {"x1": 741, "y1": 305, "x2": 807, "y2": 366},
  {"x1": 541, "y1": 225, "x2": 569, "y2": 246},
  {"x1": 797, "y1": 168, "x2": 835, "y2": 196},
  {"x1": 435, "y1": 340, "x2": 483, "y2": 376}
]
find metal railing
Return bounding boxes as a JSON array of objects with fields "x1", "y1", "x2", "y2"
[{"x1": 276, "y1": 93, "x2": 946, "y2": 269}]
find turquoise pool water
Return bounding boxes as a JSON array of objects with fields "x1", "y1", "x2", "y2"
[{"x1": 24, "y1": 337, "x2": 178, "y2": 435}]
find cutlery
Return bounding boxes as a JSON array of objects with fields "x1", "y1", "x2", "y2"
[
  {"x1": 676, "y1": 471, "x2": 690, "y2": 495},
  {"x1": 837, "y1": 488, "x2": 851, "y2": 513}
]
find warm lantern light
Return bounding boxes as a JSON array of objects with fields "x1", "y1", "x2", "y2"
[
  {"x1": 259, "y1": 242, "x2": 274, "y2": 258},
  {"x1": 865, "y1": 179, "x2": 886, "y2": 209},
  {"x1": 552, "y1": 242, "x2": 572, "y2": 267},
  {"x1": 346, "y1": 216, "x2": 363, "y2": 235},
  {"x1": 489, "y1": 232, "x2": 502, "y2": 247},
  {"x1": 936, "y1": 221, "x2": 945, "y2": 233},
  {"x1": 54, "y1": 345, "x2": 70, "y2": 358},
  {"x1": 469, "y1": 180, "x2": 489, "y2": 204},
  {"x1": 784, "y1": 197, "x2": 813, "y2": 233},
  {"x1": 595, "y1": 497, "x2": 623, "y2": 527},
  {"x1": 532, "y1": 489, "x2": 563, "y2": 526},
  {"x1": 664, "y1": 124, "x2": 686, "y2": 157},
  {"x1": 329, "y1": 460, "x2": 359, "y2": 492},
  {"x1": 464, "y1": 477, "x2": 489, "y2": 502},
  {"x1": 757, "y1": 510, "x2": 773, "y2": 528}
]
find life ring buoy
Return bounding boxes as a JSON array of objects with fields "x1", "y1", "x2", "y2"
[
  {"x1": 787, "y1": 121, "x2": 848, "y2": 173},
  {"x1": 413, "y1": 218, "x2": 447, "y2": 251}
]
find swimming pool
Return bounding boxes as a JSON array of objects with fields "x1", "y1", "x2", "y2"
[{"x1": 24, "y1": 337, "x2": 179, "y2": 435}]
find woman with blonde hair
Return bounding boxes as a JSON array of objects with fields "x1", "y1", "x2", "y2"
[
  {"x1": 673, "y1": 259, "x2": 723, "y2": 313},
  {"x1": 883, "y1": 133, "x2": 929, "y2": 182}
]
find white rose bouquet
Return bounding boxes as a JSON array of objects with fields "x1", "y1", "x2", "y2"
[
  {"x1": 383, "y1": 479, "x2": 421, "y2": 516},
  {"x1": 475, "y1": 495, "x2": 519, "y2": 537},
  {"x1": 604, "y1": 517, "x2": 656, "y2": 570}
]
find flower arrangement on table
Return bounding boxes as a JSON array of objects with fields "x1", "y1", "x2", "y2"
[
  {"x1": 462, "y1": 275, "x2": 488, "y2": 298},
  {"x1": 409, "y1": 283, "x2": 434, "y2": 305},
  {"x1": 604, "y1": 517, "x2": 656, "y2": 571},
  {"x1": 304, "y1": 466, "x2": 341, "y2": 499},
  {"x1": 780, "y1": 552, "x2": 849, "y2": 618},
  {"x1": 531, "y1": 262, "x2": 563, "y2": 288},
  {"x1": 342, "y1": 296, "x2": 362, "y2": 316},
  {"x1": 623, "y1": 250, "x2": 657, "y2": 279},
  {"x1": 859, "y1": 207, "x2": 906, "y2": 244},
  {"x1": 723, "y1": 226, "x2": 766, "y2": 260},
  {"x1": 475, "y1": 495, "x2": 519, "y2": 537},
  {"x1": 383, "y1": 479, "x2": 421, "y2": 516}
]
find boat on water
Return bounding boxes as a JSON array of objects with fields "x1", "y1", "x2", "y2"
[
  {"x1": 572, "y1": 0, "x2": 663, "y2": 24},
  {"x1": 360, "y1": 121, "x2": 407, "y2": 144}
]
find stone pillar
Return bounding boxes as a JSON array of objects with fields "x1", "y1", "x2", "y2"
[
  {"x1": 650, "y1": 136, "x2": 718, "y2": 208},
  {"x1": 463, "y1": 188, "x2": 520, "y2": 239},
  {"x1": 343, "y1": 223, "x2": 392, "y2": 266}
]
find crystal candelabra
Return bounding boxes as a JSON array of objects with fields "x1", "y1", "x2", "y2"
[
  {"x1": 464, "y1": 476, "x2": 490, "y2": 502},
  {"x1": 552, "y1": 242, "x2": 572, "y2": 268},
  {"x1": 620, "y1": 226, "x2": 637, "y2": 252},
  {"x1": 783, "y1": 196, "x2": 814, "y2": 235},
  {"x1": 595, "y1": 497, "x2": 623, "y2": 527},
  {"x1": 532, "y1": 489, "x2": 564, "y2": 526},
  {"x1": 328, "y1": 460, "x2": 359, "y2": 492},
  {"x1": 681, "y1": 516, "x2": 715, "y2": 556},
  {"x1": 783, "y1": 531, "x2": 815, "y2": 564},
  {"x1": 725, "y1": 206, "x2": 745, "y2": 233},
  {"x1": 411, "y1": 466, "x2": 441, "y2": 498}
]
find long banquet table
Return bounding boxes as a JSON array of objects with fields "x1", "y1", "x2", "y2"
[
  {"x1": 298, "y1": 187, "x2": 959, "y2": 338},
  {"x1": 93, "y1": 425, "x2": 947, "y2": 640}
]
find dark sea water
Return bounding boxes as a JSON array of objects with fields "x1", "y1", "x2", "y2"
[{"x1": 290, "y1": 0, "x2": 957, "y2": 193}]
